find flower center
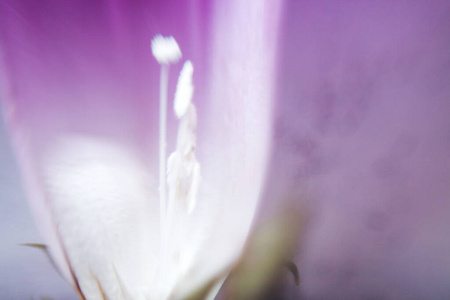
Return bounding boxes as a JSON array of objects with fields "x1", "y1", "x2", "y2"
[{"x1": 151, "y1": 35, "x2": 201, "y2": 290}]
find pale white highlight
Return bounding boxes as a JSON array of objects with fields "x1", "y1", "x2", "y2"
[
  {"x1": 43, "y1": 136, "x2": 157, "y2": 300},
  {"x1": 151, "y1": 35, "x2": 182, "y2": 65},
  {"x1": 174, "y1": 60, "x2": 194, "y2": 119}
]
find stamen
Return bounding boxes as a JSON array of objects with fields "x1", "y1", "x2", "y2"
[
  {"x1": 168, "y1": 61, "x2": 201, "y2": 217},
  {"x1": 167, "y1": 106, "x2": 202, "y2": 215},
  {"x1": 174, "y1": 61, "x2": 194, "y2": 119},
  {"x1": 165, "y1": 61, "x2": 201, "y2": 278}
]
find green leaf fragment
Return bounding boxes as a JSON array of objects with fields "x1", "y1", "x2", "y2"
[
  {"x1": 220, "y1": 206, "x2": 307, "y2": 300},
  {"x1": 22, "y1": 243, "x2": 47, "y2": 250}
]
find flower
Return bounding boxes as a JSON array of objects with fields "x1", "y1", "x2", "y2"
[{"x1": 0, "y1": 0, "x2": 283, "y2": 299}]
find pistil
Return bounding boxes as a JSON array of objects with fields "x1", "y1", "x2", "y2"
[{"x1": 151, "y1": 35, "x2": 182, "y2": 257}]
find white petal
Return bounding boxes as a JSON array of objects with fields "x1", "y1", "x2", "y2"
[
  {"x1": 43, "y1": 135, "x2": 159, "y2": 299},
  {"x1": 172, "y1": 0, "x2": 283, "y2": 296}
]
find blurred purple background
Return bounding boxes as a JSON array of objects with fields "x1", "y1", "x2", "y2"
[{"x1": 261, "y1": 1, "x2": 450, "y2": 299}]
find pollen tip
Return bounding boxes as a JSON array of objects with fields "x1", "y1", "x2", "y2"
[
  {"x1": 174, "y1": 60, "x2": 194, "y2": 118},
  {"x1": 151, "y1": 35, "x2": 182, "y2": 64}
]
